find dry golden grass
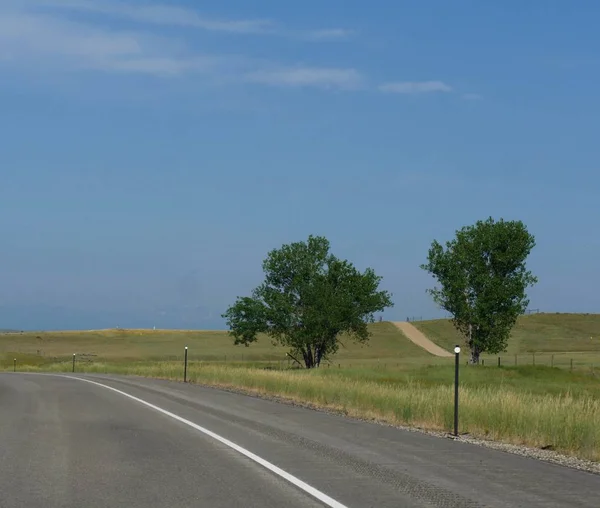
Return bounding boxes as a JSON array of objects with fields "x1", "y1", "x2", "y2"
[{"x1": 0, "y1": 322, "x2": 433, "y2": 366}]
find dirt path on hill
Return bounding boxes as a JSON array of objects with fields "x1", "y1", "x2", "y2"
[{"x1": 392, "y1": 322, "x2": 453, "y2": 357}]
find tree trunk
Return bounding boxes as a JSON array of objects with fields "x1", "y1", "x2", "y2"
[
  {"x1": 303, "y1": 341, "x2": 327, "y2": 369},
  {"x1": 314, "y1": 342, "x2": 325, "y2": 368},
  {"x1": 470, "y1": 346, "x2": 481, "y2": 365},
  {"x1": 302, "y1": 349, "x2": 315, "y2": 369},
  {"x1": 468, "y1": 325, "x2": 481, "y2": 364}
]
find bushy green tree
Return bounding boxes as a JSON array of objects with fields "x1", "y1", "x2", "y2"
[
  {"x1": 421, "y1": 217, "x2": 537, "y2": 364},
  {"x1": 222, "y1": 235, "x2": 393, "y2": 368}
]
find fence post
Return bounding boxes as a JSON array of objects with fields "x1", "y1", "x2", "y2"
[
  {"x1": 498, "y1": 357, "x2": 501, "y2": 367},
  {"x1": 570, "y1": 358, "x2": 573, "y2": 372},
  {"x1": 14, "y1": 358, "x2": 16, "y2": 372},
  {"x1": 72, "y1": 354, "x2": 76, "y2": 373},
  {"x1": 482, "y1": 359, "x2": 485, "y2": 366}
]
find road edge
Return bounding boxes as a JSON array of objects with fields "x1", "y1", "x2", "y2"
[{"x1": 71, "y1": 372, "x2": 600, "y2": 477}]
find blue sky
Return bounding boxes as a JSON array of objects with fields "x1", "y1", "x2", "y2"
[{"x1": 1, "y1": 0, "x2": 599, "y2": 330}]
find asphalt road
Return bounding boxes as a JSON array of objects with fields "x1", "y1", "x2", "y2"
[{"x1": 0, "y1": 374, "x2": 598, "y2": 507}]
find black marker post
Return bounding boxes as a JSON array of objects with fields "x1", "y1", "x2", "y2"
[
  {"x1": 184, "y1": 346, "x2": 188, "y2": 383},
  {"x1": 453, "y1": 345, "x2": 461, "y2": 437}
]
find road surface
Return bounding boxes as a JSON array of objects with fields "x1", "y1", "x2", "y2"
[
  {"x1": 393, "y1": 321, "x2": 454, "y2": 357},
  {"x1": 0, "y1": 373, "x2": 598, "y2": 507}
]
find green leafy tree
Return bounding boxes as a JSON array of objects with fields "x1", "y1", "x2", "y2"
[
  {"x1": 421, "y1": 217, "x2": 537, "y2": 364},
  {"x1": 222, "y1": 235, "x2": 393, "y2": 368}
]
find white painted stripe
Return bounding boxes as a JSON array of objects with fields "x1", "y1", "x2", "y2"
[{"x1": 61, "y1": 375, "x2": 349, "y2": 508}]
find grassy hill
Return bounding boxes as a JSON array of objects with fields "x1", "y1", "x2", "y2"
[
  {"x1": 412, "y1": 313, "x2": 600, "y2": 354},
  {"x1": 411, "y1": 313, "x2": 600, "y2": 369}
]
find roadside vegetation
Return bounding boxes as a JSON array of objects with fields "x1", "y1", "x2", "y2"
[{"x1": 9, "y1": 357, "x2": 600, "y2": 462}]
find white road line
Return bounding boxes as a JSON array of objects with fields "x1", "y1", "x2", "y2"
[{"x1": 60, "y1": 375, "x2": 349, "y2": 508}]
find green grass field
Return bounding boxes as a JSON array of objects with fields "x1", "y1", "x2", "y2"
[
  {"x1": 2, "y1": 314, "x2": 600, "y2": 461},
  {"x1": 412, "y1": 313, "x2": 600, "y2": 353}
]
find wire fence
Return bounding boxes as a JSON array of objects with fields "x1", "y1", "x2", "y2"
[
  {"x1": 7, "y1": 350, "x2": 600, "y2": 379},
  {"x1": 479, "y1": 352, "x2": 597, "y2": 372},
  {"x1": 406, "y1": 314, "x2": 453, "y2": 322},
  {"x1": 178, "y1": 350, "x2": 600, "y2": 375},
  {"x1": 406, "y1": 309, "x2": 541, "y2": 322}
]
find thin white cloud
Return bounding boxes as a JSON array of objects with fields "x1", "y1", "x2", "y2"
[
  {"x1": 96, "y1": 56, "x2": 220, "y2": 76},
  {"x1": 379, "y1": 81, "x2": 453, "y2": 94},
  {"x1": 303, "y1": 29, "x2": 356, "y2": 41},
  {"x1": 1, "y1": 1, "x2": 459, "y2": 99},
  {"x1": 31, "y1": 0, "x2": 351, "y2": 40},
  {"x1": 245, "y1": 67, "x2": 364, "y2": 90},
  {"x1": 35, "y1": 0, "x2": 275, "y2": 34},
  {"x1": 0, "y1": 13, "x2": 141, "y2": 59},
  {"x1": 0, "y1": 10, "x2": 362, "y2": 88},
  {"x1": 0, "y1": 11, "x2": 217, "y2": 76}
]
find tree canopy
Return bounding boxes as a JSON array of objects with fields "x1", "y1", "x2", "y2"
[
  {"x1": 421, "y1": 217, "x2": 537, "y2": 364},
  {"x1": 222, "y1": 235, "x2": 393, "y2": 368}
]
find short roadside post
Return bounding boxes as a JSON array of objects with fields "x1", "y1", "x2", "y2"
[
  {"x1": 184, "y1": 346, "x2": 188, "y2": 383},
  {"x1": 454, "y1": 345, "x2": 461, "y2": 437},
  {"x1": 14, "y1": 358, "x2": 16, "y2": 372},
  {"x1": 72, "y1": 354, "x2": 76, "y2": 373}
]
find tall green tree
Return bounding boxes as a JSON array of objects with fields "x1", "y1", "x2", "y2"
[
  {"x1": 222, "y1": 235, "x2": 393, "y2": 368},
  {"x1": 421, "y1": 217, "x2": 537, "y2": 364}
]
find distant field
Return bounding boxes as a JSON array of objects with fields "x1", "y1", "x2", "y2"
[
  {"x1": 0, "y1": 322, "x2": 435, "y2": 369},
  {"x1": 2, "y1": 314, "x2": 600, "y2": 370}
]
